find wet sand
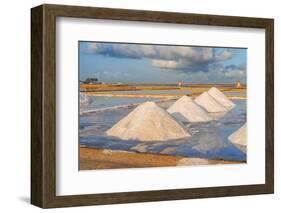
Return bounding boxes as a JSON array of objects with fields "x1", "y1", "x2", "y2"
[{"x1": 80, "y1": 147, "x2": 244, "y2": 170}]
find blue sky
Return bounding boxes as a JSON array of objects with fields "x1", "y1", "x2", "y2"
[{"x1": 79, "y1": 41, "x2": 247, "y2": 84}]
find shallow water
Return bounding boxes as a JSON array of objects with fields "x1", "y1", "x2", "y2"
[
  {"x1": 80, "y1": 100, "x2": 247, "y2": 162},
  {"x1": 81, "y1": 96, "x2": 161, "y2": 111},
  {"x1": 81, "y1": 91, "x2": 244, "y2": 112}
]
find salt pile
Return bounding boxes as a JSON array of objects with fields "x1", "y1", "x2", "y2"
[
  {"x1": 80, "y1": 93, "x2": 90, "y2": 107},
  {"x1": 228, "y1": 123, "x2": 247, "y2": 153},
  {"x1": 195, "y1": 92, "x2": 227, "y2": 113},
  {"x1": 208, "y1": 87, "x2": 235, "y2": 110},
  {"x1": 167, "y1": 96, "x2": 212, "y2": 122},
  {"x1": 106, "y1": 101, "x2": 190, "y2": 141}
]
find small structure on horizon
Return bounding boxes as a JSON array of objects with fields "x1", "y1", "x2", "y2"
[
  {"x1": 236, "y1": 80, "x2": 242, "y2": 88},
  {"x1": 178, "y1": 81, "x2": 183, "y2": 88}
]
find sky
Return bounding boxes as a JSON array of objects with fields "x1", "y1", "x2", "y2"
[{"x1": 79, "y1": 41, "x2": 247, "y2": 84}]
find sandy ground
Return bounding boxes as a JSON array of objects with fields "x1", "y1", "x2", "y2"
[{"x1": 79, "y1": 147, "x2": 244, "y2": 170}]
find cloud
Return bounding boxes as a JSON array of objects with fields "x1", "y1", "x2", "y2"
[
  {"x1": 87, "y1": 43, "x2": 215, "y2": 60},
  {"x1": 85, "y1": 43, "x2": 246, "y2": 82},
  {"x1": 86, "y1": 43, "x2": 235, "y2": 71},
  {"x1": 151, "y1": 59, "x2": 187, "y2": 69},
  {"x1": 223, "y1": 64, "x2": 246, "y2": 77},
  {"x1": 215, "y1": 49, "x2": 233, "y2": 60},
  {"x1": 207, "y1": 63, "x2": 246, "y2": 81}
]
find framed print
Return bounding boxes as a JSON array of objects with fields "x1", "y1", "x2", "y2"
[{"x1": 31, "y1": 4, "x2": 274, "y2": 208}]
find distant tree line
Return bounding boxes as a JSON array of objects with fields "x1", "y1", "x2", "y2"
[{"x1": 81, "y1": 77, "x2": 99, "y2": 84}]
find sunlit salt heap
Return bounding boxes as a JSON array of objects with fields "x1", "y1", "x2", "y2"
[
  {"x1": 208, "y1": 87, "x2": 235, "y2": 110},
  {"x1": 228, "y1": 123, "x2": 247, "y2": 153},
  {"x1": 167, "y1": 96, "x2": 212, "y2": 122},
  {"x1": 194, "y1": 87, "x2": 235, "y2": 113},
  {"x1": 106, "y1": 101, "x2": 190, "y2": 141},
  {"x1": 80, "y1": 93, "x2": 90, "y2": 107},
  {"x1": 195, "y1": 92, "x2": 227, "y2": 113}
]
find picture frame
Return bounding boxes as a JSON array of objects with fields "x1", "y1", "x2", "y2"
[{"x1": 31, "y1": 4, "x2": 274, "y2": 208}]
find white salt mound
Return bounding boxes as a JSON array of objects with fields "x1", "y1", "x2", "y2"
[
  {"x1": 228, "y1": 123, "x2": 247, "y2": 153},
  {"x1": 177, "y1": 158, "x2": 210, "y2": 166},
  {"x1": 195, "y1": 92, "x2": 227, "y2": 113},
  {"x1": 167, "y1": 96, "x2": 212, "y2": 122},
  {"x1": 106, "y1": 101, "x2": 190, "y2": 141},
  {"x1": 80, "y1": 93, "x2": 90, "y2": 107},
  {"x1": 130, "y1": 144, "x2": 149, "y2": 152},
  {"x1": 208, "y1": 87, "x2": 235, "y2": 110}
]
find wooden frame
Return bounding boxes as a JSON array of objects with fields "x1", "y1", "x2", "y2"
[{"x1": 31, "y1": 4, "x2": 274, "y2": 208}]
